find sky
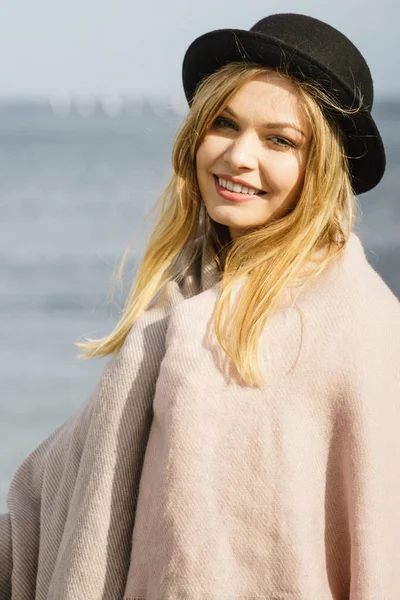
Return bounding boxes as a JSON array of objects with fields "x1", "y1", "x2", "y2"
[{"x1": 0, "y1": 0, "x2": 398, "y2": 105}]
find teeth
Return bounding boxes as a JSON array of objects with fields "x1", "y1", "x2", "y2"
[
  {"x1": 241, "y1": 186, "x2": 257, "y2": 195},
  {"x1": 218, "y1": 177, "x2": 260, "y2": 195}
]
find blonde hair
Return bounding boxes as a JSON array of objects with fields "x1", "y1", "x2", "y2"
[{"x1": 76, "y1": 61, "x2": 361, "y2": 387}]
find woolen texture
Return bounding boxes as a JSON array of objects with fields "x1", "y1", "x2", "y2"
[{"x1": 1, "y1": 232, "x2": 400, "y2": 599}]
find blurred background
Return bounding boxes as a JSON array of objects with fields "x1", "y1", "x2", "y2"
[{"x1": 1, "y1": 0, "x2": 399, "y2": 512}]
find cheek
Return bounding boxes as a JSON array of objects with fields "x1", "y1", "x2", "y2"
[
  {"x1": 195, "y1": 148, "x2": 207, "y2": 188},
  {"x1": 195, "y1": 148, "x2": 212, "y2": 200},
  {"x1": 196, "y1": 135, "x2": 228, "y2": 167},
  {"x1": 265, "y1": 155, "x2": 305, "y2": 191},
  {"x1": 196, "y1": 143, "x2": 211, "y2": 181}
]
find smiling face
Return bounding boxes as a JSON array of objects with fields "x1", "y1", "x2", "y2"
[{"x1": 196, "y1": 71, "x2": 312, "y2": 241}]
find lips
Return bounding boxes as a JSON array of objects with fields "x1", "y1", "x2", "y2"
[
  {"x1": 213, "y1": 175, "x2": 261, "y2": 203},
  {"x1": 214, "y1": 174, "x2": 266, "y2": 194}
]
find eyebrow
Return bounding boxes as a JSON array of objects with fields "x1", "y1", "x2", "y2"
[{"x1": 223, "y1": 106, "x2": 307, "y2": 138}]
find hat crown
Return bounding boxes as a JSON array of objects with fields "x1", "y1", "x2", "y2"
[{"x1": 251, "y1": 13, "x2": 374, "y2": 108}]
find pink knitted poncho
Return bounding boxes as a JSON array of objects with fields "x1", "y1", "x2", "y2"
[{"x1": 124, "y1": 233, "x2": 400, "y2": 600}]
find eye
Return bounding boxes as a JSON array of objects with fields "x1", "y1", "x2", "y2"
[
  {"x1": 269, "y1": 136, "x2": 294, "y2": 148},
  {"x1": 213, "y1": 117, "x2": 237, "y2": 130},
  {"x1": 213, "y1": 118, "x2": 295, "y2": 148}
]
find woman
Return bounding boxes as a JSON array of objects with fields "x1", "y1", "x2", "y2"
[{"x1": 1, "y1": 13, "x2": 399, "y2": 600}]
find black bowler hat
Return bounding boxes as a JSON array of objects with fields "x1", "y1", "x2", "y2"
[{"x1": 182, "y1": 13, "x2": 386, "y2": 195}]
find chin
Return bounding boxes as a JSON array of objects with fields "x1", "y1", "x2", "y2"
[{"x1": 211, "y1": 216, "x2": 245, "y2": 230}]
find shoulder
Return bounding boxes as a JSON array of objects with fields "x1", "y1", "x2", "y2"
[
  {"x1": 338, "y1": 233, "x2": 399, "y2": 324},
  {"x1": 321, "y1": 233, "x2": 400, "y2": 369},
  {"x1": 330, "y1": 236, "x2": 400, "y2": 409},
  {"x1": 304, "y1": 233, "x2": 400, "y2": 325},
  {"x1": 292, "y1": 233, "x2": 400, "y2": 370}
]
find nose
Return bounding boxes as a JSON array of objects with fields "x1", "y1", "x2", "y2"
[{"x1": 223, "y1": 132, "x2": 258, "y2": 170}]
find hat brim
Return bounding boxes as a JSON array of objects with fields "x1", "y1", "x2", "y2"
[{"x1": 182, "y1": 29, "x2": 386, "y2": 195}]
